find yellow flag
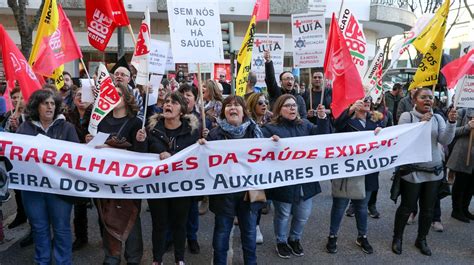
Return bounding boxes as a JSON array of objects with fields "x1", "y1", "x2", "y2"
[
  {"x1": 29, "y1": 0, "x2": 64, "y2": 88},
  {"x1": 235, "y1": 15, "x2": 256, "y2": 97},
  {"x1": 409, "y1": 0, "x2": 449, "y2": 90}
]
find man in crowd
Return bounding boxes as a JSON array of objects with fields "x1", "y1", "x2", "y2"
[
  {"x1": 264, "y1": 50, "x2": 306, "y2": 118},
  {"x1": 113, "y1": 67, "x2": 145, "y2": 121},
  {"x1": 305, "y1": 71, "x2": 332, "y2": 124},
  {"x1": 60, "y1": 71, "x2": 74, "y2": 110},
  {"x1": 219, "y1": 74, "x2": 231, "y2": 95},
  {"x1": 384, "y1": 83, "x2": 403, "y2": 124}
]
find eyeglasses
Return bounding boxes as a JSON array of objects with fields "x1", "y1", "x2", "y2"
[
  {"x1": 282, "y1": 103, "x2": 297, "y2": 109},
  {"x1": 257, "y1": 100, "x2": 269, "y2": 106},
  {"x1": 114, "y1": 72, "x2": 129, "y2": 78},
  {"x1": 282, "y1": 77, "x2": 295, "y2": 81},
  {"x1": 225, "y1": 103, "x2": 241, "y2": 108},
  {"x1": 419, "y1": 95, "x2": 434, "y2": 100}
]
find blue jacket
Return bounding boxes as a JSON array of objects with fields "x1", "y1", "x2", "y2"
[
  {"x1": 261, "y1": 117, "x2": 330, "y2": 203},
  {"x1": 334, "y1": 108, "x2": 383, "y2": 191}
]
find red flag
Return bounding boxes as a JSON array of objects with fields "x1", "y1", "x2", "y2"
[
  {"x1": 32, "y1": 5, "x2": 83, "y2": 76},
  {"x1": 255, "y1": 0, "x2": 269, "y2": 22},
  {"x1": 86, "y1": 0, "x2": 130, "y2": 51},
  {"x1": 324, "y1": 13, "x2": 364, "y2": 119},
  {"x1": 441, "y1": 49, "x2": 474, "y2": 89},
  {"x1": 0, "y1": 25, "x2": 42, "y2": 102}
]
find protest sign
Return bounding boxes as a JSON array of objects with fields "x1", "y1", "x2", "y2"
[
  {"x1": 165, "y1": 48, "x2": 175, "y2": 71},
  {"x1": 88, "y1": 64, "x2": 121, "y2": 136},
  {"x1": 454, "y1": 75, "x2": 474, "y2": 108},
  {"x1": 80, "y1": 79, "x2": 95, "y2": 103},
  {"x1": 149, "y1": 39, "x2": 169, "y2": 75},
  {"x1": 308, "y1": 0, "x2": 326, "y2": 14},
  {"x1": 363, "y1": 48, "x2": 385, "y2": 102},
  {"x1": 167, "y1": 0, "x2": 224, "y2": 63},
  {"x1": 338, "y1": 7, "x2": 367, "y2": 78},
  {"x1": 188, "y1": 63, "x2": 213, "y2": 73},
  {"x1": 251, "y1": 34, "x2": 285, "y2": 89},
  {"x1": 2, "y1": 122, "x2": 431, "y2": 199},
  {"x1": 291, "y1": 13, "x2": 326, "y2": 68}
]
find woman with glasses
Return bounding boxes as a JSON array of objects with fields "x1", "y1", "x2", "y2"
[
  {"x1": 325, "y1": 96, "x2": 383, "y2": 255},
  {"x1": 261, "y1": 94, "x2": 329, "y2": 259},
  {"x1": 392, "y1": 88, "x2": 457, "y2": 256},
  {"x1": 246, "y1": 93, "x2": 272, "y2": 127},
  {"x1": 202, "y1": 95, "x2": 264, "y2": 265}
]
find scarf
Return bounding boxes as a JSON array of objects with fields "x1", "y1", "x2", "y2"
[{"x1": 218, "y1": 118, "x2": 264, "y2": 139}]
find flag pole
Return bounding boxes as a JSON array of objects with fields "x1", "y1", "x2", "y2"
[
  {"x1": 467, "y1": 129, "x2": 473, "y2": 166},
  {"x1": 127, "y1": 25, "x2": 137, "y2": 46},
  {"x1": 197, "y1": 64, "x2": 206, "y2": 131},
  {"x1": 142, "y1": 81, "x2": 150, "y2": 128},
  {"x1": 80, "y1": 58, "x2": 96, "y2": 89},
  {"x1": 338, "y1": 0, "x2": 345, "y2": 20}
]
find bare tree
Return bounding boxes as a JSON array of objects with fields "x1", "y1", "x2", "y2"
[
  {"x1": 464, "y1": 0, "x2": 474, "y2": 18},
  {"x1": 8, "y1": 0, "x2": 46, "y2": 59}
]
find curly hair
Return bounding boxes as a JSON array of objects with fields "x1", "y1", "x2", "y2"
[
  {"x1": 270, "y1": 94, "x2": 302, "y2": 124},
  {"x1": 164, "y1": 91, "x2": 188, "y2": 116},
  {"x1": 116, "y1": 83, "x2": 139, "y2": 118},
  {"x1": 219, "y1": 95, "x2": 249, "y2": 121},
  {"x1": 25, "y1": 89, "x2": 63, "y2": 121}
]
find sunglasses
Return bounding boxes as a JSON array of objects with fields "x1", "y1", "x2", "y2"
[{"x1": 257, "y1": 100, "x2": 269, "y2": 106}]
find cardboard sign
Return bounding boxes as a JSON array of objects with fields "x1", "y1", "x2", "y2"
[
  {"x1": 291, "y1": 13, "x2": 326, "y2": 68},
  {"x1": 251, "y1": 34, "x2": 285, "y2": 89}
]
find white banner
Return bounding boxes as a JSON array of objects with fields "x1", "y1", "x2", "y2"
[
  {"x1": 167, "y1": 0, "x2": 224, "y2": 63},
  {"x1": 455, "y1": 75, "x2": 474, "y2": 108},
  {"x1": 339, "y1": 7, "x2": 367, "y2": 78},
  {"x1": 291, "y1": 13, "x2": 326, "y2": 68},
  {"x1": 251, "y1": 34, "x2": 285, "y2": 89},
  {"x1": 149, "y1": 39, "x2": 169, "y2": 75},
  {"x1": 1, "y1": 122, "x2": 432, "y2": 199}
]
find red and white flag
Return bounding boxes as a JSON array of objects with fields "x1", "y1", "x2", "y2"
[
  {"x1": 86, "y1": 0, "x2": 130, "y2": 51},
  {"x1": 324, "y1": 13, "x2": 364, "y2": 119},
  {"x1": 32, "y1": 5, "x2": 82, "y2": 76},
  {"x1": 131, "y1": 7, "x2": 151, "y2": 86},
  {"x1": 0, "y1": 25, "x2": 42, "y2": 102},
  {"x1": 441, "y1": 49, "x2": 474, "y2": 89}
]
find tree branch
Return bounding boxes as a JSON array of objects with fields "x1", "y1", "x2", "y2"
[
  {"x1": 464, "y1": 0, "x2": 474, "y2": 19},
  {"x1": 29, "y1": 0, "x2": 46, "y2": 33},
  {"x1": 445, "y1": 0, "x2": 462, "y2": 38}
]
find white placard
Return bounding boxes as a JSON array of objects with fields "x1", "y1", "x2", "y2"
[
  {"x1": 80, "y1": 79, "x2": 95, "y2": 103},
  {"x1": 167, "y1": 0, "x2": 224, "y2": 63},
  {"x1": 188, "y1": 63, "x2": 213, "y2": 73},
  {"x1": 291, "y1": 13, "x2": 326, "y2": 68},
  {"x1": 165, "y1": 48, "x2": 175, "y2": 71},
  {"x1": 455, "y1": 75, "x2": 474, "y2": 108},
  {"x1": 148, "y1": 74, "x2": 164, "y2": 106},
  {"x1": 149, "y1": 39, "x2": 170, "y2": 75},
  {"x1": 308, "y1": 0, "x2": 326, "y2": 14},
  {"x1": 251, "y1": 34, "x2": 285, "y2": 89}
]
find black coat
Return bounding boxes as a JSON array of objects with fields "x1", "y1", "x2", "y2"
[
  {"x1": 206, "y1": 123, "x2": 263, "y2": 217},
  {"x1": 261, "y1": 118, "x2": 330, "y2": 203},
  {"x1": 265, "y1": 61, "x2": 307, "y2": 119},
  {"x1": 17, "y1": 116, "x2": 79, "y2": 143},
  {"x1": 147, "y1": 114, "x2": 200, "y2": 155},
  {"x1": 334, "y1": 108, "x2": 383, "y2": 192}
]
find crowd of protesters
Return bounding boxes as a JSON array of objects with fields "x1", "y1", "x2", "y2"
[{"x1": 0, "y1": 50, "x2": 472, "y2": 265}]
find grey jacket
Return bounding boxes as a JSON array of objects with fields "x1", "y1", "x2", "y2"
[
  {"x1": 399, "y1": 109, "x2": 455, "y2": 183},
  {"x1": 396, "y1": 95, "x2": 413, "y2": 121},
  {"x1": 447, "y1": 108, "x2": 474, "y2": 174}
]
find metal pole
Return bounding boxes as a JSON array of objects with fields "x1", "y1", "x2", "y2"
[
  {"x1": 117, "y1": 27, "x2": 125, "y2": 60},
  {"x1": 230, "y1": 52, "x2": 236, "y2": 95}
]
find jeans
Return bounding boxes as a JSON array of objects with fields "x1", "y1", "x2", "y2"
[
  {"x1": 148, "y1": 197, "x2": 192, "y2": 263},
  {"x1": 273, "y1": 198, "x2": 313, "y2": 243},
  {"x1": 213, "y1": 202, "x2": 258, "y2": 265},
  {"x1": 393, "y1": 179, "x2": 440, "y2": 240},
  {"x1": 22, "y1": 191, "x2": 73, "y2": 265},
  {"x1": 329, "y1": 191, "x2": 372, "y2": 237}
]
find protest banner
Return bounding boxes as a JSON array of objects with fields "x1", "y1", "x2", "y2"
[
  {"x1": 251, "y1": 34, "x2": 285, "y2": 89},
  {"x1": 1, "y1": 122, "x2": 431, "y2": 199},
  {"x1": 88, "y1": 64, "x2": 121, "y2": 136},
  {"x1": 363, "y1": 48, "x2": 385, "y2": 102},
  {"x1": 167, "y1": 0, "x2": 224, "y2": 63},
  {"x1": 149, "y1": 39, "x2": 169, "y2": 75},
  {"x1": 291, "y1": 13, "x2": 326, "y2": 68},
  {"x1": 131, "y1": 7, "x2": 151, "y2": 86},
  {"x1": 338, "y1": 7, "x2": 367, "y2": 78}
]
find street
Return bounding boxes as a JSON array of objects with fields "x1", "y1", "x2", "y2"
[{"x1": 1, "y1": 170, "x2": 472, "y2": 264}]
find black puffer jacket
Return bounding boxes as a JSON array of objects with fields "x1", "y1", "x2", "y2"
[
  {"x1": 261, "y1": 117, "x2": 330, "y2": 203},
  {"x1": 147, "y1": 113, "x2": 200, "y2": 154},
  {"x1": 207, "y1": 122, "x2": 263, "y2": 217}
]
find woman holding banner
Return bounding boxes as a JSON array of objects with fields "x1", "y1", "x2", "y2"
[
  {"x1": 261, "y1": 94, "x2": 329, "y2": 259},
  {"x1": 86, "y1": 83, "x2": 145, "y2": 265},
  {"x1": 392, "y1": 88, "x2": 457, "y2": 256},
  {"x1": 203, "y1": 95, "x2": 264, "y2": 265},
  {"x1": 17, "y1": 89, "x2": 80, "y2": 265},
  {"x1": 138, "y1": 91, "x2": 200, "y2": 265},
  {"x1": 326, "y1": 96, "x2": 383, "y2": 255}
]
